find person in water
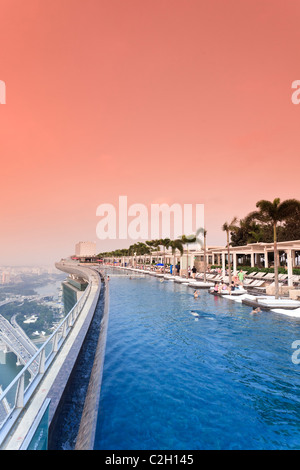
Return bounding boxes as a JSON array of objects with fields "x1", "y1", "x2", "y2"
[
  {"x1": 194, "y1": 290, "x2": 199, "y2": 298},
  {"x1": 250, "y1": 307, "x2": 261, "y2": 314}
]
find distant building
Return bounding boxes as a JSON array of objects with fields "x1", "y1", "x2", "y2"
[
  {"x1": 75, "y1": 241, "x2": 96, "y2": 257},
  {"x1": 62, "y1": 276, "x2": 88, "y2": 314},
  {"x1": 1, "y1": 272, "x2": 10, "y2": 284}
]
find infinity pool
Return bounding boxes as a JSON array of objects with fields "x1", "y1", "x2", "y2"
[{"x1": 94, "y1": 271, "x2": 300, "y2": 450}]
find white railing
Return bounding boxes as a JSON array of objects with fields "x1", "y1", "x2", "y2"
[{"x1": 0, "y1": 281, "x2": 92, "y2": 443}]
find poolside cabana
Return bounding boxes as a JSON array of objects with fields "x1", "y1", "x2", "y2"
[{"x1": 206, "y1": 240, "x2": 300, "y2": 287}]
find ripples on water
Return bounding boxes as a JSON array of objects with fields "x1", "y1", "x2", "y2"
[{"x1": 94, "y1": 273, "x2": 300, "y2": 450}]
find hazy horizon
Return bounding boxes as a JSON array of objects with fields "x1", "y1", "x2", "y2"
[{"x1": 1, "y1": 0, "x2": 299, "y2": 266}]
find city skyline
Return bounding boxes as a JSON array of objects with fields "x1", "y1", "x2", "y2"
[{"x1": 0, "y1": 0, "x2": 300, "y2": 266}]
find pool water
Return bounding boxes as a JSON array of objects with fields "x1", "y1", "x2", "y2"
[{"x1": 94, "y1": 272, "x2": 300, "y2": 450}]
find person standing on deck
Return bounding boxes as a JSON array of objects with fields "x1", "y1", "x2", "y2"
[{"x1": 238, "y1": 270, "x2": 244, "y2": 285}]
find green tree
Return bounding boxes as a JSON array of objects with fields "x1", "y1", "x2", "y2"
[
  {"x1": 159, "y1": 238, "x2": 171, "y2": 273},
  {"x1": 128, "y1": 243, "x2": 138, "y2": 267},
  {"x1": 151, "y1": 239, "x2": 162, "y2": 266},
  {"x1": 178, "y1": 234, "x2": 197, "y2": 277},
  {"x1": 135, "y1": 242, "x2": 150, "y2": 266},
  {"x1": 222, "y1": 217, "x2": 238, "y2": 285},
  {"x1": 195, "y1": 227, "x2": 207, "y2": 282},
  {"x1": 145, "y1": 240, "x2": 156, "y2": 266},
  {"x1": 169, "y1": 239, "x2": 184, "y2": 275},
  {"x1": 230, "y1": 217, "x2": 265, "y2": 246},
  {"x1": 247, "y1": 198, "x2": 300, "y2": 299},
  {"x1": 280, "y1": 206, "x2": 300, "y2": 241}
]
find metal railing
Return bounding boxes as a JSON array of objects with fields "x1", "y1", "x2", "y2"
[{"x1": 0, "y1": 280, "x2": 92, "y2": 444}]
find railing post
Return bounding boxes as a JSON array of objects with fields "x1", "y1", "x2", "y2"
[
  {"x1": 15, "y1": 374, "x2": 25, "y2": 409},
  {"x1": 39, "y1": 349, "x2": 46, "y2": 374},
  {"x1": 52, "y1": 333, "x2": 58, "y2": 353},
  {"x1": 73, "y1": 305, "x2": 78, "y2": 319},
  {"x1": 62, "y1": 321, "x2": 67, "y2": 338}
]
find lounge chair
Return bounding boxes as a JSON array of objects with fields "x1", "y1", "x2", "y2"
[
  {"x1": 243, "y1": 279, "x2": 264, "y2": 288},
  {"x1": 252, "y1": 281, "x2": 283, "y2": 293},
  {"x1": 247, "y1": 272, "x2": 257, "y2": 278},
  {"x1": 278, "y1": 274, "x2": 288, "y2": 280},
  {"x1": 243, "y1": 278, "x2": 254, "y2": 285},
  {"x1": 290, "y1": 275, "x2": 300, "y2": 284},
  {"x1": 263, "y1": 273, "x2": 275, "y2": 279},
  {"x1": 248, "y1": 279, "x2": 266, "y2": 287},
  {"x1": 207, "y1": 274, "x2": 218, "y2": 280},
  {"x1": 253, "y1": 272, "x2": 266, "y2": 278}
]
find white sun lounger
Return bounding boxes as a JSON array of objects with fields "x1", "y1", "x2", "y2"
[
  {"x1": 254, "y1": 281, "x2": 283, "y2": 292},
  {"x1": 206, "y1": 274, "x2": 216, "y2": 279},
  {"x1": 263, "y1": 273, "x2": 275, "y2": 279},
  {"x1": 247, "y1": 272, "x2": 257, "y2": 277},
  {"x1": 253, "y1": 272, "x2": 266, "y2": 278},
  {"x1": 248, "y1": 280, "x2": 266, "y2": 287}
]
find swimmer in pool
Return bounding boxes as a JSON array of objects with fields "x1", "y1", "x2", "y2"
[
  {"x1": 250, "y1": 307, "x2": 261, "y2": 314},
  {"x1": 194, "y1": 290, "x2": 199, "y2": 298}
]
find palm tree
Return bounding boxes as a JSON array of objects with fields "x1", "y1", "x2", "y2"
[
  {"x1": 131, "y1": 242, "x2": 145, "y2": 266},
  {"x1": 178, "y1": 234, "x2": 197, "y2": 277},
  {"x1": 247, "y1": 222, "x2": 265, "y2": 244},
  {"x1": 159, "y1": 238, "x2": 171, "y2": 273},
  {"x1": 128, "y1": 243, "x2": 138, "y2": 267},
  {"x1": 151, "y1": 239, "x2": 162, "y2": 267},
  {"x1": 247, "y1": 198, "x2": 300, "y2": 299},
  {"x1": 146, "y1": 240, "x2": 155, "y2": 267},
  {"x1": 222, "y1": 217, "x2": 238, "y2": 285},
  {"x1": 141, "y1": 242, "x2": 151, "y2": 267},
  {"x1": 195, "y1": 227, "x2": 207, "y2": 282},
  {"x1": 169, "y1": 239, "x2": 184, "y2": 275},
  {"x1": 119, "y1": 248, "x2": 130, "y2": 266}
]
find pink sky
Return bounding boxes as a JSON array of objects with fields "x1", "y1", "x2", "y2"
[{"x1": 0, "y1": 0, "x2": 299, "y2": 265}]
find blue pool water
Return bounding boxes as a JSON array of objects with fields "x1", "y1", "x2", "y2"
[{"x1": 94, "y1": 272, "x2": 300, "y2": 450}]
